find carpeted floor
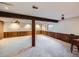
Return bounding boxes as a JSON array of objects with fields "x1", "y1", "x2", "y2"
[{"x1": 0, "y1": 35, "x2": 79, "y2": 57}]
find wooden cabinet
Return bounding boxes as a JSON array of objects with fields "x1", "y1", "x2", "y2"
[{"x1": 0, "y1": 21, "x2": 4, "y2": 39}]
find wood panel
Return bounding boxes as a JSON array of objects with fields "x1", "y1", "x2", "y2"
[
  {"x1": 40, "y1": 31, "x2": 79, "y2": 43},
  {"x1": 4, "y1": 31, "x2": 32, "y2": 38},
  {"x1": 4, "y1": 30, "x2": 79, "y2": 43},
  {"x1": 4, "y1": 31, "x2": 41, "y2": 38},
  {"x1": 0, "y1": 21, "x2": 4, "y2": 39}
]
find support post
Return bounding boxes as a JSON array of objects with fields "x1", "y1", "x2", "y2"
[{"x1": 32, "y1": 18, "x2": 35, "y2": 47}]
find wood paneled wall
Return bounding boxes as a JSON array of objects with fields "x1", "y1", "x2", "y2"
[
  {"x1": 4, "y1": 30, "x2": 79, "y2": 41},
  {"x1": 4, "y1": 31, "x2": 31, "y2": 38},
  {"x1": 41, "y1": 31, "x2": 70, "y2": 42},
  {"x1": 4, "y1": 31, "x2": 41, "y2": 38},
  {"x1": 4, "y1": 31, "x2": 79, "y2": 41},
  {"x1": 40, "y1": 31, "x2": 79, "y2": 43}
]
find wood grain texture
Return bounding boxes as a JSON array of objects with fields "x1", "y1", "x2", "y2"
[
  {"x1": 0, "y1": 21, "x2": 4, "y2": 39},
  {"x1": 40, "y1": 31, "x2": 79, "y2": 42},
  {"x1": 32, "y1": 18, "x2": 35, "y2": 46},
  {"x1": 4, "y1": 31, "x2": 32, "y2": 38},
  {"x1": 4, "y1": 31, "x2": 41, "y2": 38}
]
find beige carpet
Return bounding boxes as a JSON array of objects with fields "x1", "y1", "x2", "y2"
[
  {"x1": 0, "y1": 35, "x2": 79, "y2": 57},
  {"x1": 14, "y1": 35, "x2": 79, "y2": 57}
]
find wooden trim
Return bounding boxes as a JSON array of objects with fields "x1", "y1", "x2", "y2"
[{"x1": 0, "y1": 11, "x2": 59, "y2": 23}]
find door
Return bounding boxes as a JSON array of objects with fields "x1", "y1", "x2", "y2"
[{"x1": 0, "y1": 21, "x2": 4, "y2": 39}]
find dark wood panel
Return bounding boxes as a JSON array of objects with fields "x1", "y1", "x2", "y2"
[
  {"x1": 40, "y1": 31, "x2": 79, "y2": 43},
  {"x1": 32, "y1": 18, "x2": 35, "y2": 46}
]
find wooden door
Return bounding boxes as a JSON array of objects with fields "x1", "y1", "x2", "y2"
[{"x1": 0, "y1": 21, "x2": 4, "y2": 39}]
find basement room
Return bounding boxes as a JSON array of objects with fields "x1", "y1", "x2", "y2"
[{"x1": 0, "y1": 2, "x2": 79, "y2": 57}]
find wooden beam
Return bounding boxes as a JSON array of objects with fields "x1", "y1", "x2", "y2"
[
  {"x1": 0, "y1": 11, "x2": 59, "y2": 23},
  {"x1": 32, "y1": 18, "x2": 35, "y2": 47}
]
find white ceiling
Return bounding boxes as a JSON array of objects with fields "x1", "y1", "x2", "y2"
[{"x1": 0, "y1": 2, "x2": 79, "y2": 20}]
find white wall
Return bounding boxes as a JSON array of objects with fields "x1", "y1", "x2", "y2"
[
  {"x1": 3, "y1": 16, "x2": 79, "y2": 35},
  {"x1": 0, "y1": 17, "x2": 50, "y2": 32},
  {"x1": 0, "y1": 17, "x2": 32, "y2": 32},
  {"x1": 48, "y1": 16, "x2": 79, "y2": 35},
  {"x1": 4, "y1": 22, "x2": 49, "y2": 32},
  {"x1": 4, "y1": 22, "x2": 32, "y2": 32}
]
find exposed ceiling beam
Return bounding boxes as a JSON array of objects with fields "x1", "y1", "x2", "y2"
[{"x1": 0, "y1": 11, "x2": 59, "y2": 23}]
